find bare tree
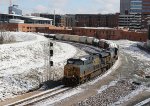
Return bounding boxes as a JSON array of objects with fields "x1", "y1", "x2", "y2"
[
  {"x1": 0, "y1": 23, "x2": 5, "y2": 44},
  {"x1": 0, "y1": 23, "x2": 15, "y2": 44}
]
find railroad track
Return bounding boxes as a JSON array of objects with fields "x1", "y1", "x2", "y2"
[{"x1": 7, "y1": 85, "x2": 71, "y2": 106}]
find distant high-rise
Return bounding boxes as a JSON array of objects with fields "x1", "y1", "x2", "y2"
[
  {"x1": 142, "y1": 0, "x2": 150, "y2": 28},
  {"x1": 130, "y1": 0, "x2": 142, "y2": 14},
  {"x1": 120, "y1": 0, "x2": 130, "y2": 15},
  {"x1": 9, "y1": 5, "x2": 22, "y2": 15},
  {"x1": 119, "y1": 0, "x2": 150, "y2": 29},
  {"x1": 142, "y1": 0, "x2": 150, "y2": 14}
]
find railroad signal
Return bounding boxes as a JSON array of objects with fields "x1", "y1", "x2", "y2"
[
  {"x1": 50, "y1": 61, "x2": 53, "y2": 66},
  {"x1": 50, "y1": 50, "x2": 53, "y2": 56},
  {"x1": 50, "y1": 42, "x2": 53, "y2": 47}
]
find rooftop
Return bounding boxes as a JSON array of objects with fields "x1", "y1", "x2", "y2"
[
  {"x1": 0, "y1": 13, "x2": 53, "y2": 21},
  {"x1": 22, "y1": 16, "x2": 53, "y2": 21}
]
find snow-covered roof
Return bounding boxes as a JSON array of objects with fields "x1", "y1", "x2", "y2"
[
  {"x1": 0, "y1": 13, "x2": 53, "y2": 21},
  {"x1": 0, "y1": 13, "x2": 22, "y2": 17},
  {"x1": 9, "y1": 19, "x2": 24, "y2": 23}
]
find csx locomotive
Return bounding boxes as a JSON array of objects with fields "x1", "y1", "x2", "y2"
[
  {"x1": 44, "y1": 34, "x2": 119, "y2": 86},
  {"x1": 63, "y1": 48, "x2": 118, "y2": 86}
]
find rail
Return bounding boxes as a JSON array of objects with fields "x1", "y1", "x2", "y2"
[{"x1": 7, "y1": 85, "x2": 71, "y2": 106}]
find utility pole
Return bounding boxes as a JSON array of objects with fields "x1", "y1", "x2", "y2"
[
  {"x1": 54, "y1": 10, "x2": 55, "y2": 26},
  {"x1": 10, "y1": 0, "x2": 12, "y2": 6}
]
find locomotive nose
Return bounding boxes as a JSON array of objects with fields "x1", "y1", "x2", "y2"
[{"x1": 64, "y1": 65, "x2": 74, "y2": 76}]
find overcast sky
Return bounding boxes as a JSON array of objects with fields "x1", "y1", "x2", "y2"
[{"x1": 0, "y1": 0, "x2": 120, "y2": 15}]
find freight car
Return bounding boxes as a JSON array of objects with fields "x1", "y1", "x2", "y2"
[
  {"x1": 79, "y1": 36, "x2": 87, "y2": 43},
  {"x1": 53, "y1": 34, "x2": 117, "y2": 49},
  {"x1": 63, "y1": 50, "x2": 116, "y2": 86},
  {"x1": 69, "y1": 35, "x2": 80, "y2": 42},
  {"x1": 55, "y1": 34, "x2": 64, "y2": 40},
  {"x1": 61, "y1": 34, "x2": 69, "y2": 41}
]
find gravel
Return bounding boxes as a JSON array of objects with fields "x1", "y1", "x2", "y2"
[{"x1": 76, "y1": 80, "x2": 133, "y2": 106}]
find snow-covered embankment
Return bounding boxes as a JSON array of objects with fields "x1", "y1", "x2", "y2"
[{"x1": 0, "y1": 32, "x2": 50, "y2": 100}]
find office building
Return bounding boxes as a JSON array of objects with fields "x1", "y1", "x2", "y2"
[
  {"x1": 61, "y1": 14, "x2": 75, "y2": 28},
  {"x1": 119, "y1": 0, "x2": 150, "y2": 30},
  {"x1": 120, "y1": 0, "x2": 130, "y2": 14},
  {"x1": 130, "y1": 0, "x2": 142, "y2": 14},
  {"x1": 130, "y1": 0, "x2": 142, "y2": 29},
  {"x1": 8, "y1": 5, "x2": 22, "y2": 15},
  {"x1": 142, "y1": 0, "x2": 150, "y2": 29},
  {"x1": 0, "y1": 13, "x2": 53, "y2": 25},
  {"x1": 75, "y1": 14, "x2": 119, "y2": 28},
  {"x1": 31, "y1": 13, "x2": 61, "y2": 26}
]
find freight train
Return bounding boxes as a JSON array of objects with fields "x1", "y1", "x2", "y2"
[{"x1": 44, "y1": 34, "x2": 119, "y2": 86}]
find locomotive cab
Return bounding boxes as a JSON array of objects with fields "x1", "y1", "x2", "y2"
[
  {"x1": 63, "y1": 58, "x2": 83, "y2": 86},
  {"x1": 63, "y1": 55, "x2": 94, "y2": 86}
]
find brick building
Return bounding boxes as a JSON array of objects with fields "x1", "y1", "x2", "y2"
[
  {"x1": 0, "y1": 23, "x2": 54, "y2": 32},
  {"x1": 75, "y1": 14, "x2": 119, "y2": 28},
  {"x1": 1, "y1": 23, "x2": 147, "y2": 42},
  {"x1": 36, "y1": 26, "x2": 147, "y2": 42},
  {"x1": 61, "y1": 14, "x2": 76, "y2": 28}
]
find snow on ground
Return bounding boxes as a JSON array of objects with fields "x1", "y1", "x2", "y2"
[
  {"x1": 52, "y1": 41, "x2": 76, "y2": 63},
  {"x1": 50, "y1": 40, "x2": 87, "y2": 80},
  {"x1": 0, "y1": 32, "x2": 50, "y2": 101},
  {"x1": 108, "y1": 40, "x2": 150, "y2": 62},
  {"x1": 112, "y1": 86, "x2": 150, "y2": 106},
  {"x1": 50, "y1": 41, "x2": 77, "y2": 80},
  {"x1": 1, "y1": 32, "x2": 36, "y2": 43},
  {"x1": 0, "y1": 32, "x2": 86, "y2": 101},
  {"x1": 0, "y1": 32, "x2": 88, "y2": 100},
  {"x1": 97, "y1": 80, "x2": 118, "y2": 94},
  {"x1": 107, "y1": 40, "x2": 150, "y2": 105},
  {"x1": 77, "y1": 79, "x2": 133, "y2": 106},
  {"x1": 108, "y1": 40, "x2": 150, "y2": 77}
]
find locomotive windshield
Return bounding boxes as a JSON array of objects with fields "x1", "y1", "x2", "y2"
[{"x1": 67, "y1": 59, "x2": 84, "y2": 65}]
